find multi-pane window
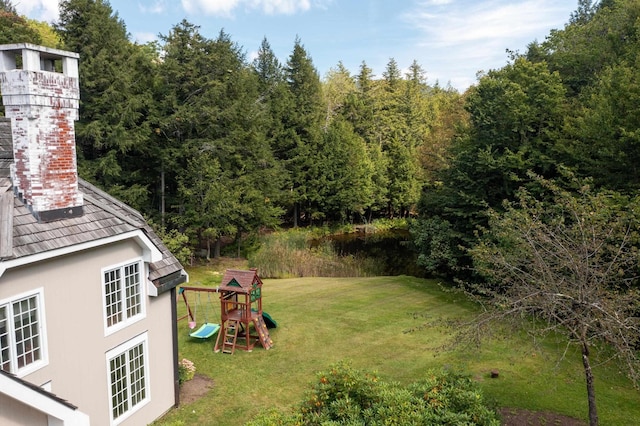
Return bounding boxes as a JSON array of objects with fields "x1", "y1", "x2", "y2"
[
  {"x1": 0, "y1": 306, "x2": 9, "y2": 372},
  {"x1": 103, "y1": 261, "x2": 144, "y2": 330},
  {"x1": 0, "y1": 292, "x2": 46, "y2": 375},
  {"x1": 107, "y1": 335, "x2": 148, "y2": 423}
]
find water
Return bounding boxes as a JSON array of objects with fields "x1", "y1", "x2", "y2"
[{"x1": 323, "y1": 230, "x2": 425, "y2": 277}]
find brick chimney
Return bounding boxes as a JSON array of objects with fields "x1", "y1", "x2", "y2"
[{"x1": 0, "y1": 43, "x2": 83, "y2": 222}]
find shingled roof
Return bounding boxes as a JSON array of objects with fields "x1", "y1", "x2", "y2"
[
  {"x1": 0, "y1": 118, "x2": 185, "y2": 291},
  {"x1": 219, "y1": 269, "x2": 263, "y2": 293}
]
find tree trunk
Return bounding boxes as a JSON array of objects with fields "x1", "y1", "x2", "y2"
[
  {"x1": 581, "y1": 341, "x2": 598, "y2": 426},
  {"x1": 213, "y1": 238, "x2": 221, "y2": 259},
  {"x1": 293, "y1": 203, "x2": 299, "y2": 228},
  {"x1": 160, "y1": 168, "x2": 165, "y2": 228}
]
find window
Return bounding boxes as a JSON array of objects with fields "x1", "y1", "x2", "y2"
[
  {"x1": 0, "y1": 290, "x2": 47, "y2": 375},
  {"x1": 107, "y1": 334, "x2": 149, "y2": 424},
  {"x1": 103, "y1": 260, "x2": 144, "y2": 332}
]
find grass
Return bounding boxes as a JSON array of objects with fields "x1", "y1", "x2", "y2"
[{"x1": 156, "y1": 262, "x2": 640, "y2": 426}]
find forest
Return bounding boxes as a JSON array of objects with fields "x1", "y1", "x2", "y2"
[
  {"x1": 3, "y1": 1, "x2": 640, "y2": 423},
  {"x1": 0, "y1": 0, "x2": 638, "y2": 274}
]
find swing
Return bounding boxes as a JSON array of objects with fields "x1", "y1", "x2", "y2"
[{"x1": 185, "y1": 289, "x2": 220, "y2": 339}]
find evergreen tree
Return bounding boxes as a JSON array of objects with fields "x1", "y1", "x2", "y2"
[
  {"x1": 159, "y1": 23, "x2": 283, "y2": 253},
  {"x1": 56, "y1": 0, "x2": 156, "y2": 210},
  {"x1": 344, "y1": 61, "x2": 389, "y2": 218},
  {"x1": 315, "y1": 118, "x2": 374, "y2": 222},
  {"x1": 283, "y1": 37, "x2": 324, "y2": 226},
  {"x1": 251, "y1": 37, "x2": 292, "y2": 209}
]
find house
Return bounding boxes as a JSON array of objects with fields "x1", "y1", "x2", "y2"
[{"x1": 0, "y1": 43, "x2": 187, "y2": 426}]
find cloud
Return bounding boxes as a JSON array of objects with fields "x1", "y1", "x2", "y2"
[
  {"x1": 132, "y1": 32, "x2": 159, "y2": 44},
  {"x1": 406, "y1": 0, "x2": 567, "y2": 48},
  {"x1": 182, "y1": 0, "x2": 242, "y2": 17},
  {"x1": 401, "y1": 0, "x2": 571, "y2": 89},
  {"x1": 181, "y1": 0, "x2": 315, "y2": 17},
  {"x1": 14, "y1": 0, "x2": 59, "y2": 22},
  {"x1": 138, "y1": 1, "x2": 167, "y2": 14},
  {"x1": 249, "y1": 0, "x2": 311, "y2": 15}
]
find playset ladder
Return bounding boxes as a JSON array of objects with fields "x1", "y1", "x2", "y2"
[
  {"x1": 253, "y1": 316, "x2": 273, "y2": 350},
  {"x1": 217, "y1": 319, "x2": 240, "y2": 354}
]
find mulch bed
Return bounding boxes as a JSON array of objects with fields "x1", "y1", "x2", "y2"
[
  {"x1": 499, "y1": 408, "x2": 587, "y2": 425},
  {"x1": 179, "y1": 374, "x2": 215, "y2": 405}
]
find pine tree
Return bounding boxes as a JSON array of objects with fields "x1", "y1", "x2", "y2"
[
  {"x1": 283, "y1": 37, "x2": 324, "y2": 226},
  {"x1": 56, "y1": 0, "x2": 156, "y2": 210}
]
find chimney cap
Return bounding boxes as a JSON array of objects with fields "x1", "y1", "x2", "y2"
[{"x1": 0, "y1": 43, "x2": 79, "y2": 60}]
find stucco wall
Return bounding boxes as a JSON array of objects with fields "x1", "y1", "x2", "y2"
[
  {"x1": 0, "y1": 239, "x2": 176, "y2": 426},
  {"x1": 0, "y1": 392, "x2": 47, "y2": 426}
]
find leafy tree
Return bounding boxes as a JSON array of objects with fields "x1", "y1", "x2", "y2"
[
  {"x1": 417, "y1": 87, "x2": 468, "y2": 182},
  {"x1": 0, "y1": 3, "x2": 42, "y2": 45},
  {"x1": 322, "y1": 61, "x2": 356, "y2": 127},
  {"x1": 25, "y1": 18, "x2": 61, "y2": 48},
  {"x1": 413, "y1": 57, "x2": 567, "y2": 278},
  {"x1": 535, "y1": 0, "x2": 639, "y2": 96},
  {"x1": 565, "y1": 61, "x2": 640, "y2": 192},
  {"x1": 0, "y1": 2, "x2": 42, "y2": 116},
  {"x1": 468, "y1": 175, "x2": 640, "y2": 426},
  {"x1": 569, "y1": 0, "x2": 599, "y2": 24}
]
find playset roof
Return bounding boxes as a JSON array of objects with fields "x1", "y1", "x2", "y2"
[{"x1": 219, "y1": 269, "x2": 263, "y2": 293}]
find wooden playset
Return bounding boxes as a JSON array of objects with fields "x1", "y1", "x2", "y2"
[
  {"x1": 214, "y1": 268, "x2": 273, "y2": 354},
  {"x1": 179, "y1": 268, "x2": 274, "y2": 355}
]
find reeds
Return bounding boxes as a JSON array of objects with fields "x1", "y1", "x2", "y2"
[{"x1": 248, "y1": 229, "x2": 383, "y2": 278}]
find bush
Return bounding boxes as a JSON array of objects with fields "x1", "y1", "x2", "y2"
[
  {"x1": 247, "y1": 361, "x2": 499, "y2": 425},
  {"x1": 178, "y1": 358, "x2": 195, "y2": 384},
  {"x1": 158, "y1": 228, "x2": 193, "y2": 266}
]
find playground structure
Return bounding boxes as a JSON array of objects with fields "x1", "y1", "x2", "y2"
[
  {"x1": 178, "y1": 268, "x2": 274, "y2": 354},
  {"x1": 214, "y1": 268, "x2": 273, "y2": 354},
  {"x1": 178, "y1": 286, "x2": 221, "y2": 339}
]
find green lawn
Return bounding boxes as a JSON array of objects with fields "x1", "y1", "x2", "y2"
[{"x1": 156, "y1": 269, "x2": 640, "y2": 425}]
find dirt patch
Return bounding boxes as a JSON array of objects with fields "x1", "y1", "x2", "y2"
[
  {"x1": 500, "y1": 408, "x2": 587, "y2": 426},
  {"x1": 180, "y1": 374, "x2": 214, "y2": 405}
]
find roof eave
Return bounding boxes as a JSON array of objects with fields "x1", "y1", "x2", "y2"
[{"x1": 0, "y1": 229, "x2": 161, "y2": 278}]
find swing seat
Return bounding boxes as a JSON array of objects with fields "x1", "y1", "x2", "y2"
[{"x1": 189, "y1": 322, "x2": 220, "y2": 339}]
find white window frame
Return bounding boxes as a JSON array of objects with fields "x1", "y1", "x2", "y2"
[
  {"x1": 0, "y1": 288, "x2": 48, "y2": 377},
  {"x1": 102, "y1": 259, "x2": 146, "y2": 336},
  {"x1": 106, "y1": 333, "x2": 150, "y2": 425}
]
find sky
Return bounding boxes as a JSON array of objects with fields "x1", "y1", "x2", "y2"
[{"x1": 16, "y1": 0, "x2": 579, "y2": 91}]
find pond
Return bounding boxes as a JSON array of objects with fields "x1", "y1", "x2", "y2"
[{"x1": 321, "y1": 229, "x2": 426, "y2": 277}]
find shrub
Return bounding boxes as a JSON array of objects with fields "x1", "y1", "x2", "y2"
[
  {"x1": 158, "y1": 228, "x2": 193, "y2": 266},
  {"x1": 178, "y1": 358, "x2": 195, "y2": 384},
  {"x1": 247, "y1": 361, "x2": 499, "y2": 425}
]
